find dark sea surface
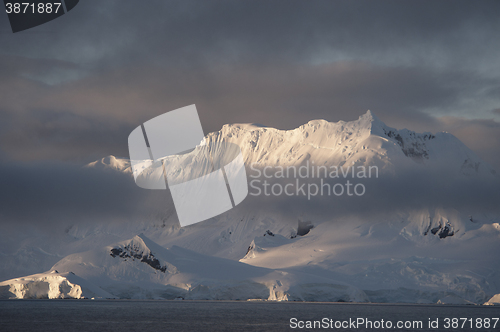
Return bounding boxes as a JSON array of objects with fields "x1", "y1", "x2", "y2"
[{"x1": 0, "y1": 300, "x2": 499, "y2": 332}]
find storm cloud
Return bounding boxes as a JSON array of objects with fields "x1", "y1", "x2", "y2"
[
  {"x1": 0, "y1": 0, "x2": 499, "y2": 226},
  {"x1": 0, "y1": 159, "x2": 173, "y2": 225}
]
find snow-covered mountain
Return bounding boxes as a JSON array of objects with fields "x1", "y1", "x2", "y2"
[
  {"x1": 206, "y1": 110, "x2": 496, "y2": 176},
  {"x1": 0, "y1": 234, "x2": 367, "y2": 301},
  {"x1": 85, "y1": 155, "x2": 131, "y2": 173},
  {"x1": 1, "y1": 110, "x2": 499, "y2": 304},
  {"x1": 89, "y1": 111, "x2": 496, "y2": 177}
]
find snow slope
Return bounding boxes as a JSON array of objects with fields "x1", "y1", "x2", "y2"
[
  {"x1": 9, "y1": 234, "x2": 366, "y2": 301},
  {"x1": 85, "y1": 155, "x2": 131, "y2": 173},
  {"x1": 485, "y1": 294, "x2": 500, "y2": 306},
  {"x1": 240, "y1": 218, "x2": 500, "y2": 304}
]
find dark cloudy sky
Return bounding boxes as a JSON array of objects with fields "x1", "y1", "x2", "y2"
[
  {"x1": 0, "y1": 0, "x2": 499, "y2": 166},
  {"x1": 0, "y1": 1, "x2": 500, "y2": 227}
]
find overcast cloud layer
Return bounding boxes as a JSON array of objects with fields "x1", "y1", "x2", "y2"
[
  {"x1": 0, "y1": 1, "x2": 499, "y2": 227},
  {"x1": 1, "y1": 0, "x2": 499, "y2": 167}
]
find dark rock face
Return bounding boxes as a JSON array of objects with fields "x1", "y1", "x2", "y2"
[
  {"x1": 110, "y1": 244, "x2": 167, "y2": 273},
  {"x1": 424, "y1": 221, "x2": 456, "y2": 239},
  {"x1": 383, "y1": 129, "x2": 434, "y2": 161},
  {"x1": 437, "y1": 224, "x2": 455, "y2": 239},
  {"x1": 297, "y1": 220, "x2": 314, "y2": 236},
  {"x1": 460, "y1": 159, "x2": 482, "y2": 175},
  {"x1": 245, "y1": 244, "x2": 254, "y2": 256},
  {"x1": 264, "y1": 230, "x2": 275, "y2": 237}
]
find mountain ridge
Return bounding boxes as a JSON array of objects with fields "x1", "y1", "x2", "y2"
[{"x1": 90, "y1": 110, "x2": 496, "y2": 177}]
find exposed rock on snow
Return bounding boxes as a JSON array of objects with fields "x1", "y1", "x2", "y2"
[
  {"x1": 297, "y1": 220, "x2": 314, "y2": 236},
  {"x1": 109, "y1": 243, "x2": 169, "y2": 273}
]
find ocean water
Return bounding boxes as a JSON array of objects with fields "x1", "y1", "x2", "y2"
[{"x1": 0, "y1": 300, "x2": 499, "y2": 332}]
